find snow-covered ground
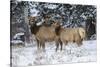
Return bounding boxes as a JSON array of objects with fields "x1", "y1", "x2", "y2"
[{"x1": 11, "y1": 40, "x2": 97, "y2": 67}]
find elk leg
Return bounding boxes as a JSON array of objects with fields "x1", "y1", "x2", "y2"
[
  {"x1": 40, "y1": 41, "x2": 42, "y2": 49},
  {"x1": 56, "y1": 42, "x2": 59, "y2": 52},
  {"x1": 63, "y1": 40, "x2": 68, "y2": 50},
  {"x1": 36, "y1": 39, "x2": 40, "y2": 50},
  {"x1": 77, "y1": 40, "x2": 82, "y2": 47},
  {"x1": 55, "y1": 38, "x2": 61, "y2": 52},
  {"x1": 41, "y1": 42, "x2": 45, "y2": 52},
  {"x1": 60, "y1": 40, "x2": 63, "y2": 51},
  {"x1": 65, "y1": 41, "x2": 68, "y2": 45}
]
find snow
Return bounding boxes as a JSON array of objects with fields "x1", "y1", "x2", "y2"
[
  {"x1": 44, "y1": 4, "x2": 58, "y2": 9},
  {"x1": 36, "y1": 20, "x2": 43, "y2": 26},
  {"x1": 11, "y1": 40, "x2": 24, "y2": 44},
  {"x1": 11, "y1": 2, "x2": 96, "y2": 67},
  {"x1": 11, "y1": 32, "x2": 25, "y2": 45},
  {"x1": 30, "y1": 9, "x2": 39, "y2": 17},
  {"x1": 90, "y1": 34, "x2": 96, "y2": 40},
  {"x1": 13, "y1": 33, "x2": 24, "y2": 39},
  {"x1": 11, "y1": 40, "x2": 97, "y2": 67}
]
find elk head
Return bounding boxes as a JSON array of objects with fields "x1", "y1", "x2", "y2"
[{"x1": 28, "y1": 16, "x2": 36, "y2": 25}]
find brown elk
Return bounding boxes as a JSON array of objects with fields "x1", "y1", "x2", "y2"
[
  {"x1": 56, "y1": 27, "x2": 86, "y2": 51},
  {"x1": 28, "y1": 16, "x2": 61, "y2": 51}
]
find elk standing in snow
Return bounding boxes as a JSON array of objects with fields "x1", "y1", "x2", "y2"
[
  {"x1": 56, "y1": 27, "x2": 86, "y2": 51},
  {"x1": 28, "y1": 16, "x2": 61, "y2": 51}
]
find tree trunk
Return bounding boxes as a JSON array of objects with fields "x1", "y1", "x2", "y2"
[{"x1": 24, "y1": 5, "x2": 32, "y2": 44}]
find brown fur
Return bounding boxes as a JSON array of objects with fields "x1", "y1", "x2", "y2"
[
  {"x1": 35, "y1": 22, "x2": 60, "y2": 51},
  {"x1": 56, "y1": 27, "x2": 86, "y2": 51},
  {"x1": 28, "y1": 16, "x2": 60, "y2": 51},
  {"x1": 28, "y1": 16, "x2": 86, "y2": 51}
]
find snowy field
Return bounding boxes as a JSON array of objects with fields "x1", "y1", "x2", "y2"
[{"x1": 11, "y1": 40, "x2": 97, "y2": 67}]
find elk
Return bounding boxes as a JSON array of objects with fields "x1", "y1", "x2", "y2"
[
  {"x1": 28, "y1": 16, "x2": 61, "y2": 51},
  {"x1": 56, "y1": 27, "x2": 86, "y2": 51}
]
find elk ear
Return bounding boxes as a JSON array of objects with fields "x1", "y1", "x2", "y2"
[
  {"x1": 54, "y1": 21, "x2": 58, "y2": 25},
  {"x1": 28, "y1": 16, "x2": 32, "y2": 20},
  {"x1": 51, "y1": 22, "x2": 55, "y2": 25},
  {"x1": 28, "y1": 16, "x2": 35, "y2": 20},
  {"x1": 55, "y1": 22, "x2": 58, "y2": 24}
]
